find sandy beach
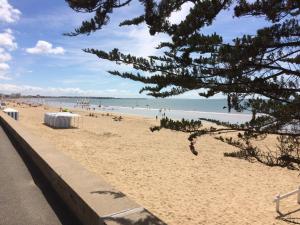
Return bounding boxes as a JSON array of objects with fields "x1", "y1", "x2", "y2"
[{"x1": 7, "y1": 102, "x2": 300, "y2": 225}]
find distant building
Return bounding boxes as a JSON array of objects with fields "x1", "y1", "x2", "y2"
[{"x1": 10, "y1": 93, "x2": 21, "y2": 98}]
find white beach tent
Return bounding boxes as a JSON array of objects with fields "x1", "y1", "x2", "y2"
[
  {"x1": 44, "y1": 112, "x2": 81, "y2": 128},
  {"x1": 3, "y1": 108, "x2": 19, "y2": 120},
  {"x1": 0, "y1": 101, "x2": 6, "y2": 110}
]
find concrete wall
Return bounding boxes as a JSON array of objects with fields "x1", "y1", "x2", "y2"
[{"x1": 0, "y1": 112, "x2": 166, "y2": 225}]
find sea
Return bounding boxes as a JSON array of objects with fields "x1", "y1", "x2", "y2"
[{"x1": 26, "y1": 97, "x2": 253, "y2": 124}]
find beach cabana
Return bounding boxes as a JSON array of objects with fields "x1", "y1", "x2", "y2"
[
  {"x1": 3, "y1": 108, "x2": 19, "y2": 120},
  {"x1": 44, "y1": 112, "x2": 81, "y2": 128},
  {"x1": 0, "y1": 101, "x2": 7, "y2": 110}
]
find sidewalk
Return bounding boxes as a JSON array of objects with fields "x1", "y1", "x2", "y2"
[{"x1": 0, "y1": 126, "x2": 80, "y2": 225}]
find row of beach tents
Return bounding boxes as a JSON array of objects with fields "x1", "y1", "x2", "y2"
[
  {"x1": 44, "y1": 112, "x2": 81, "y2": 128},
  {"x1": 1, "y1": 101, "x2": 81, "y2": 128}
]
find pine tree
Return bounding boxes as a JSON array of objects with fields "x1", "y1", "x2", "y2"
[{"x1": 66, "y1": 0, "x2": 300, "y2": 169}]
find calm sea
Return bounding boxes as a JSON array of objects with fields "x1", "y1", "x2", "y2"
[{"x1": 28, "y1": 97, "x2": 252, "y2": 124}]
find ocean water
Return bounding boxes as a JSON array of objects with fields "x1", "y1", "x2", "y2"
[{"x1": 27, "y1": 97, "x2": 253, "y2": 124}]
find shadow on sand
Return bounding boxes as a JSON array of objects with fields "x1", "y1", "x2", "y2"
[
  {"x1": 42, "y1": 123, "x2": 79, "y2": 130},
  {"x1": 277, "y1": 208, "x2": 300, "y2": 224},
  {"x1": 103, "y1": 209, "x2": 167, "y2": 225}
]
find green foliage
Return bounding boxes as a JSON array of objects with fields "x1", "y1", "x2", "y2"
[
  {"x1": 65, "y1": 0, "x2": 132, "y2": 36},
  {"x1": 66, "y1": 0, "x2": 300, "y2": 168},
  {"x1": 222, "y1": 135, "x2": 300, "y2": 170}
]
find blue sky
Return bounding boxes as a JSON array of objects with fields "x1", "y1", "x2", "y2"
[{"x1": 0, "y1": 0, "x2": 269, "y2": 98}]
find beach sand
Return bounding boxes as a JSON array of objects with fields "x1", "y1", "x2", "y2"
[{"x1": 8, "y1": 103, "x2": 300, "y2": 225}]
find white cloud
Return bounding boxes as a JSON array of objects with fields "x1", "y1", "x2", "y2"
[
  {"x1": 0, "y1": 63, "x2": 11, "y2": 79},
  {"x1": 0, "y1": 83, "x2": 136, "y2": 97},
  {"x1": 125, "y1": 26, "x2": 168, "y2": 57},
  {"x1": 99, "y1": 25, "x2": 170, "y2": 58},
  {"x1": 0, "y1": 29, "x2": 17, "y2": 80},
  {"x1": 0, "y1": 48, "x2": 12, "y2": 62},
  {"x1": 0, "y1": 62, "x2": 9, "y2": 70},
  {"x1": 0, "y1": 0, "x2": 21, "y2": 23},
  {"x1": 0, "y1": 29, "x2": 17, "y2": 50},
  {"x1": 0, "y1": 67, "x2": 10, "y2": 80},
  {"x1": 0, "y1": 1, "x2": 19, "y2": 80},
  {"x1": 169, "y1": 2, "x2": 194, "y2": 24},
  {"x1": 26, "y1": 40, "x2": 65, "y2": 55}
]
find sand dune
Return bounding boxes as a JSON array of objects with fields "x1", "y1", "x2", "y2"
[{"x1": 9, "y1": 103, "x2": 300, "y2": 225}]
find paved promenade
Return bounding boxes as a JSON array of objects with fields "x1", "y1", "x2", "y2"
[{"x1": 0, "y1": 126, "x2": 80, "y2": 225}]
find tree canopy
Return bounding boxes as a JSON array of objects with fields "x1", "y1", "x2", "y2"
[{"x1": 66, "y1": 0, "x2": 300, "y2": 169}]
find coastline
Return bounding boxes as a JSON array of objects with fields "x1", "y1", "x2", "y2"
[{"x1": 25, "y1": 98, "x2": 254, "y2": 124}]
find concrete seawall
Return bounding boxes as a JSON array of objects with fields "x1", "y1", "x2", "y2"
[{"x1": 0, "y1": 112, "x2": 166, "y2": 225}]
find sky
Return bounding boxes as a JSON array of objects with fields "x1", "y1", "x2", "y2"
[{"x1": 0, "y1": 0, "x2": 269, "y2": 98}]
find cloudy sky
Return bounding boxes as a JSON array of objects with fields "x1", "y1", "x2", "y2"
[{"x1": 0, "y1": 0, "x2": 268, "y2": 98}]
